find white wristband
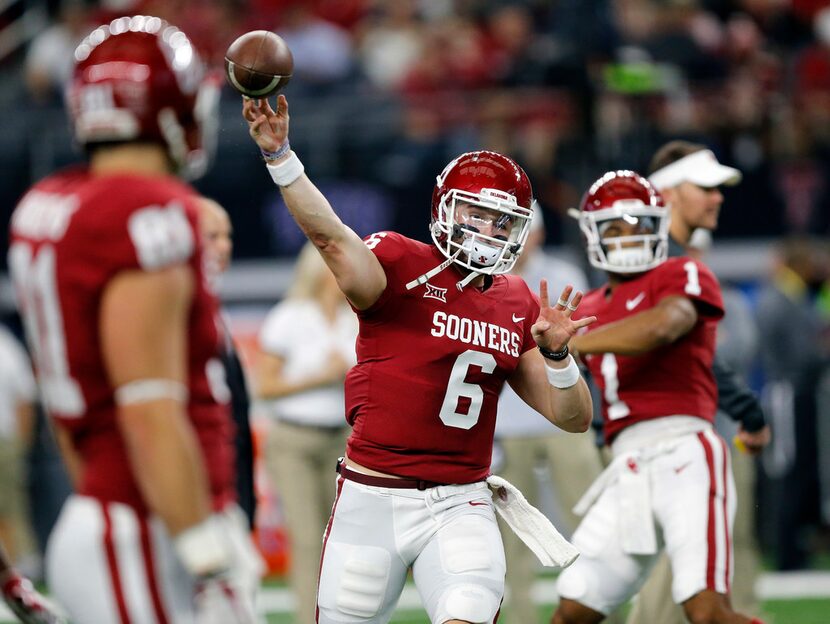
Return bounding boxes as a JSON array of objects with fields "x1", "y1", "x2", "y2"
[
  {"x1": 114, "y1": 379, "x2": 188, "y2": 405},
  {"x1": 266, "y1": 151, "x2": 304, "y2": 187},
  {"x1": 173, "y1": 515, "x2": 229, "y2": 577},
  {"x1": 544, "y1": 354, "x2": 580, "y2": 389}
]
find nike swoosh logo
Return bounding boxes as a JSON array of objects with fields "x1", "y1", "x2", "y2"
[
  {"x1": 512, "y1": 314, "x2": 525, "y2": 323},
  {"x1": 625, "y1": 292, "x2": 646, "y2": 311},
  {"x1": 468, "y1": 501, "x2": 489, "y2": 507},
  {"x1": 674, "y1": 462, "x2": 691, "y2": 474}
]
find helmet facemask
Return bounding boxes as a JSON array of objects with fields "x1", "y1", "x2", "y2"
[
  {"x1": 431, "y1": 188, "x2": 533, "y2": 276},
  {"x1": 578, "y1": 200, "x2": 670, "y2": 274}
]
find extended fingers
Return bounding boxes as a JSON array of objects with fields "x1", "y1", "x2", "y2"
[
  {"x1": 242, "y1": 96, "x2": 277, "y2": 119},
  {"x1": 538, "y1": 279, "x2": 549, "y2": 309},
  {"x1": 554, "y1": 285, "x2": 574, "y2": 310},
  {"x1": 276, "y1": 94, "x2": 288, "y2": 117},
  {"x1": 572, "y1": 315, "x2": 597, "y2": 330},
  {"x1": 567, "y1": 291, "x2": 584, "y2": 312},
  {"x1": 242, "y1": 98, "x2": 258, "y2": 123}
]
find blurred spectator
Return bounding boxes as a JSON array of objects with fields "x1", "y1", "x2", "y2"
[
  {"x1": 277, "y1": 2, "x2": 355, "y2": 92},
  {"x1": 24, "y1": 0, "x2": 94, "y2": 105},
  {"x1": 0, "y1": 324, "x2": 37, "y2": 567},
  {"x1": 254, "y1": 242, "x2": 357, "y2": 624},
  {"x1": 399, "y1": 17, "x2": 490, "y2": 95},
  {"x1": 791, "y1": 8, "x2": 830, "y2": 233},
  {"x1": 618, "y1": 1, "x2": 725, "y2": 81},
  {"x1": 356, "y1": 0, "x2": 423, "y2": 91},
  {"x1": 198, "y1": 197, "x2": 257, "y2": 530},
  {"x1": 485, "y1": 4, "x2": 548, "y2": 87},
  {"x1": 313, "y1": 0, "x2": 367, "y2": 30},
  {"x1": 179, "y1": 0, "x2": 245, "y2": 68},
  {"x1": 5, "y1": 0, "x2": 827, "y2": 261},
  {"x1": 494, "y1": 204, "x2": 604, "y2": 624},
  {"x1": 756, "y1": 236, "x2": 828, "y2": 569},
  {"x1": 375, "y1": 106, "x2": 457, "y2": 241}
]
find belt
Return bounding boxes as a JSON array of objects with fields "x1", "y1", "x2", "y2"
[{"x1": 335, "y1": 458, "x2": 446, "y2": 490}]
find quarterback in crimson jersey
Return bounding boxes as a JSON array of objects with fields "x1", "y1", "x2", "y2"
[
  {"x1": 345, "y1": 231, "x2": 542, "y2": 484},
  {"x1": 9, "y1": 17, "x2": 259, "y2": 624},
  {"x1": 244, "y1": 94, "x2": 595, "y2": 623},
  {"x1": 551, "y1": 171, "x2": 762, "y2": 624}
]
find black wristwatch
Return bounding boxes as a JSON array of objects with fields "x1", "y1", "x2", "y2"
[{"x1": 539, "y1": 345, "x2": 569, "y2": 361}]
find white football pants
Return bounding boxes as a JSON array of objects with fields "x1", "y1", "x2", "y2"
[{"x1": 316, "y1": 477, "x2": 505, "y2": 623}]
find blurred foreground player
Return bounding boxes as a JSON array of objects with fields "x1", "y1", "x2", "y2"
[
  {"x1": 243, "y1": 94, "x2": 595, "y2": 624},
  {"x1": 551, "y1": 171, "x2": 763, "y2": 624},
  {"x1": 9, "y1": 16, "x2": 260, "y2": 623}
]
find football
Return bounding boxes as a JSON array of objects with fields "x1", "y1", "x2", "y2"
[{"x1": 224, "y1": 31, "x2": 293, "y2": 98}]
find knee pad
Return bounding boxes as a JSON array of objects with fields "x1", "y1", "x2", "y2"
[
  {"x1": 318, "y1": 543, "x2": 391, "y2": 619},
  {"x1": 440, "y1": 583, "x2": 500, "y2": 623}
]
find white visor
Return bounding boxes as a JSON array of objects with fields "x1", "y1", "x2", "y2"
[{"x1": 649, "y1": 150, "x2": 742, "y2": 190}]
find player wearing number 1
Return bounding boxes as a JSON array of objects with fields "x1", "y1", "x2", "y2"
[
  {"x1": 551, "y1": 171, "x2": 761, "y2": 624},
  {"x1": 8, "y1": 17, "x2": 260, "y2": 624},
  {"x1": 243, "y1": 95, "x2": 595, "y2": 623}
]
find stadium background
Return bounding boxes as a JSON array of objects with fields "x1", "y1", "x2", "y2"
[{"x1": 1, "y1": 0, "x2": 829, "y2": 621}]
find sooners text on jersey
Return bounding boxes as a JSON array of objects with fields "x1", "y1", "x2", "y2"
[
  {"x1": 8, "y1": 167, "x2": 234, "y2": 513},
  {"x1": 576, "y1": 257, "x2": 725, "y2": 443},
  {"x1": 345, "y1": 232, "x2": 540, "y2": 484}
]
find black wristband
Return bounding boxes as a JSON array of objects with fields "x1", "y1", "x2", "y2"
[{"x1": 539, "y1": 344, "x2": 569, "y2": 361}]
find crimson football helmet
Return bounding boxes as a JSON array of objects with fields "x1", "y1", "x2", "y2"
[
  {"x1": 572, "y1": 170, "x2": 669, "y2": 273},
  {"x1": 430, "y1": 151, "x2": 534, "y2": 278},
  {"x1": 67, "y1": 15, "x2": 219, "y2": 179}
]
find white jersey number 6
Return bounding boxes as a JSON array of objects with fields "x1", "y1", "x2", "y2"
[{"x1": 438, "y1": 350, "x2": 497, "y2": 429}]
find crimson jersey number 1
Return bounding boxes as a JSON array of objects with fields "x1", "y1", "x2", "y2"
[
  {"x1": 8, "y1": 242, "x2": 85, "y2": 417},
  {"x1": 439, "y1": 350, "x2": 497, "y2": 429}
]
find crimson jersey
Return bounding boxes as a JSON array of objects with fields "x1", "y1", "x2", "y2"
[
  {"x1": 8, "y1": 168, "x2": 234, "y2": 513},
  {"x1": 576, "y1": 257, "x2": 724, "y2": 443},
  {"x1": 345, "y1": 232, "x2": 540, "y2": 484}
]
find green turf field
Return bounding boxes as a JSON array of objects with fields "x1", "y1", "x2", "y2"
[
  {"x1": 4, "y1": 577, "x2": 828, "y2": 623},
  {"x1": 2, "y1": 596, "x2": 827, "y2": 622},
  {"x1": 260, "y1": 599, "x2": 830, "y2": 623}
]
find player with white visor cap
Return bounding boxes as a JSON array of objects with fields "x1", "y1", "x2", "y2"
[{"x1": 649, "y1": 149, "x2": 742, "y2": 190}]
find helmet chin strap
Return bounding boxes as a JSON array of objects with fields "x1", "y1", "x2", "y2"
[
  {"x1": 405, "y1": 245, "x2": 485, "y2": 292},
  {"x1": 455, "y1": 270, "x2": 481, "y2": 291},
  {"x1": 405, "y1": 247, "x2": 463, "y2": 291}
]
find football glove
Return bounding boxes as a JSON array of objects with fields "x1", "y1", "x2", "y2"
[{"x1": 1, "y1": 573, "x2": 67, "y2": 624}]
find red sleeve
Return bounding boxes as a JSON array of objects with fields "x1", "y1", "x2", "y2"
[
  {"x1": 653, "y1": 257, "x2": 724, "y2": 321},
  {"x1": 353, "y1": 231, "x2": 408, "y2": 316}
]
